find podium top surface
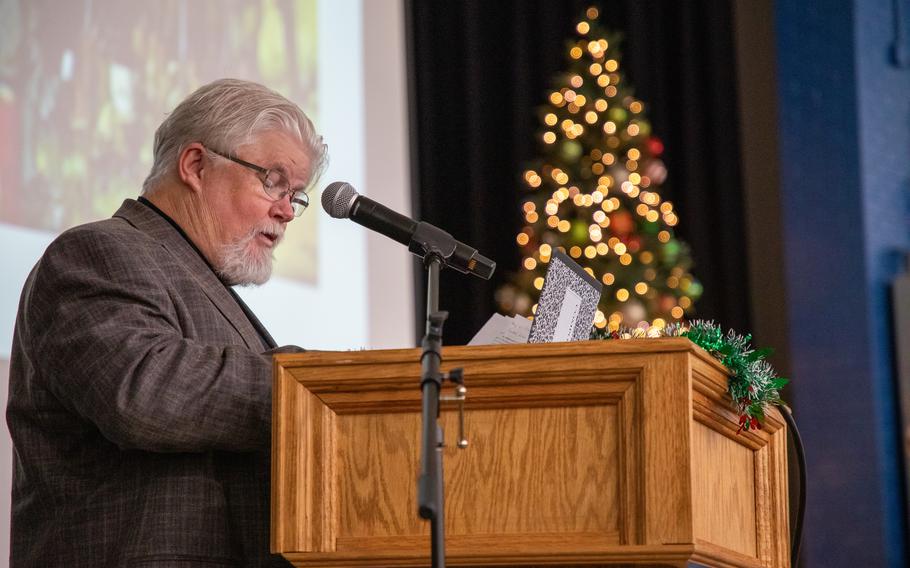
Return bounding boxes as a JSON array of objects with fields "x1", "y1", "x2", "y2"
[{"x1": 274, "y1": 337, "x2": 729, "y2": 375}]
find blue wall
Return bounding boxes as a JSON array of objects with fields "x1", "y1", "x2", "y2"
[{"x1": 776, "y1": 0, "x2": 910, "y2": 565}]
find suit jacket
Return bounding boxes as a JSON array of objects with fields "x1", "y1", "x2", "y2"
[{"x1": 7, "y1": 199, "x2": 294, "y2": 567}]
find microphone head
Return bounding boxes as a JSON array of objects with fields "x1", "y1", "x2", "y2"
[{"x1": 321, "y1": 182, "x2": 359, "y2": 219}]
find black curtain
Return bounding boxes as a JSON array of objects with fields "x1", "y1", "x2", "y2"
[{"x1": 406, "y1": 0, "x2": 750, "y2": 345}]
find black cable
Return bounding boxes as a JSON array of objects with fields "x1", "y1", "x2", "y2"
[{"x1": 780, "y1": 405, "x2": 806, "y2": 566}]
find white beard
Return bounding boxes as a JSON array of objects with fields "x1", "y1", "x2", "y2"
[{"x1": 216, "y1": 222, "x2": 285, "y2": 286}]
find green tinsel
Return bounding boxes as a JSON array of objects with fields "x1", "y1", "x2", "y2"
[{"x1": 591, "y1": 320, "x2": 788, "y2": 432}]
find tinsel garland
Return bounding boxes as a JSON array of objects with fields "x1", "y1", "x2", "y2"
[{"x1": 591, "y1": 320, "x2": 788, "y2": 432}]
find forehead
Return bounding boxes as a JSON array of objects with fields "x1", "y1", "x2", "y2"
[{"x1": 240, "y1": 130, "x2": 312, "y2": 181}]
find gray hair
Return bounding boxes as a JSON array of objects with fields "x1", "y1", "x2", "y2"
[{"x1": 141, "y1": 78, "x2": 328, "y2": 194}]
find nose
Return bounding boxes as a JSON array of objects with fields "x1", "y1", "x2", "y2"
[{"x1": 271, "y1": 193, "x2": 295, "y2": 222}]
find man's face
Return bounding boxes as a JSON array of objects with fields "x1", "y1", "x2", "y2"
[{"x1": 205, "y1": 129, "x2": 312, "y2": 286}]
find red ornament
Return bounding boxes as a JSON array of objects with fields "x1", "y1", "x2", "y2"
[
  {"x1": 735, "y1": 413, "x2": 763, "y2": 435},
  {"x1": 736, "y1": 414, "x2": 748, "y2": 434},
  {"x1": 647, "y1": 136, "x2": 664, "y2": 156},
  {"x1": 610, "y1": 210, "x2": 635, "y2": 235}
]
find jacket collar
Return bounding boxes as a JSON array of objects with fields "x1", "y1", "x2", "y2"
[{"x1": 112, "y1": 198, "x2": 272, "y2": 351}]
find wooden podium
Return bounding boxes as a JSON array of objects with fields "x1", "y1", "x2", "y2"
[{"x1": 271, "y1": 339, "x2": 789, "y2": 567}]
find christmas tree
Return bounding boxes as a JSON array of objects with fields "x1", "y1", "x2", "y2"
[{"x1": 497, "y1": 6, "x2": 702, "y2": 333}]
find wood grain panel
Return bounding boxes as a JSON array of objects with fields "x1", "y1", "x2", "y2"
[
  {"x1": 691, "y1": 421, "x2": 757, "y2": 556},
  {"x1": 443, "y1": 405, "x2": 621, "y2": 536},
  {"x1": 337, "y1": 405, "x2": 622, "y2": 538},
  {"x1": 336, "y1": 411, "x2": 421, "y2": 538},
  {"x1": 272, "y1": 366, "x2": 337, "y2": 552},
  {"x1": 286, "y1": 539, "x2": 696, "y2": 567},
  {"x1": 640, "y1": 353, "x2": 693, "y2": 545},
  {"x1": 754, "y1": 424, "x2": 790, "y2": 567}
]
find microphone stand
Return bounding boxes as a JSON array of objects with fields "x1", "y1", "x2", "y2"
[
  {"x1": 409, "y1": 223, "x2": 485, "y2": 568},
  {"x1": 417, "y1": 254, "x2": 447, "y2": 568},
  {"x1": 322, "y1": 185, "x2": 492, "y2": 568}
]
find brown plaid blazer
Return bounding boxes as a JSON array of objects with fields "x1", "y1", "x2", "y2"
[{"x1": 7, "y1": 199, "x2": 295, "y2": 567}]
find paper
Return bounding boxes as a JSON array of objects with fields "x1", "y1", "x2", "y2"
[{"x1": 468, "y1": 313, "x2": 532, "y2": 346}]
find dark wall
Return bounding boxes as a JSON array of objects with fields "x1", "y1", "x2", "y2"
[
  {"x1": 406, "y1": 0, "x2": 750, "y2": 345},
  {"x1": 775, "y1": 0, "x2": 910, "y2": 564}
]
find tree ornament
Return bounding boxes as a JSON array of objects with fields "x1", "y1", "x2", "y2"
[
  {"x1": 608, "y1": 163, "x2": 629, "y2": 185},
  {"x1": 570, "y1": 219, "x2": 589, "y2": 244},
  {"x1": 608, "y1": 107, "x2": 628, "y2": 124},
  {"x1": 647, "y1": 136, "x2": 665, "y2": 156},
  {"x1": 610, "y1": 210, "x2": 635, "y2": 235},
  {"x1": 642, "y1": 220, "x2": 659, "y2": 235},
  {"x1": 658, "y1": 294, "x2": 677, "y2": 312},
  {"x1": 636, "y1": 120, "x2": 652, "y2": 137},
  {"x1": 660, "y1": 239, "x2": 680, "y2": 263},
  {"x1": 560, "y1": 139, "x2": 583, "y2": 161},
  {"x1": 514, "y1": 291, "x2": 532, "y2": 314},
  {"x1": 620, "y1": 298, "x2": 647, "y2": 324},
  {"x1": 643, "y1": 159, "x2": 667, "y2": 184}
]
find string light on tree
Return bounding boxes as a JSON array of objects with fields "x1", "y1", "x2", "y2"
[{"x1": 497, "y1": 6, "x2": 702, "y2": 331}]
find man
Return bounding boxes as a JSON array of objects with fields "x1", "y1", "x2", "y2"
[{"x1": 7, "y1": 78, "x2": 327, "y2": 567}]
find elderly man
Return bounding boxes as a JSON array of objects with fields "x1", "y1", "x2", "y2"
[{"x1": 7, "y1": 79, "x2": 326, "y2": 567}]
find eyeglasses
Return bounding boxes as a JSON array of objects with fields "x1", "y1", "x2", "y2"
[{"x1": 208, "y1": 148, "x2": 309, "y2": 217}]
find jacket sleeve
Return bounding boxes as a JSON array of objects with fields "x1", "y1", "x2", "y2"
[{"x1": 23, "y1": 226, "x2": 285, "y2": 453}]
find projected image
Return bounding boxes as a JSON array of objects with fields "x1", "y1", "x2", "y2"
[{"x1": 0, "y1": 0, "x2": 320, "y2": 283}]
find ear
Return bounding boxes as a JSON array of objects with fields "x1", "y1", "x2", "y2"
[{"x1": 176, "y1": 143, "x2": 209, "y2": 195}]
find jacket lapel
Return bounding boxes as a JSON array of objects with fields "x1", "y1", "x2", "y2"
[{"x1": 112, "y1": 199, "x2": 268, "y2": 351}]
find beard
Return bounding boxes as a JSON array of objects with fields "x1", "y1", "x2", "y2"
[{"x1": 215, "y1": 222, "x2": 285, "y2": 286}]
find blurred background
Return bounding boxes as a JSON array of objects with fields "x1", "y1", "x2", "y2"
[
  {"x1": 2, "y1": 0, "x2": 909, "y2": 566},
  {"x1": 407, "y1": 2, "x2": 910, "y2": 566}
]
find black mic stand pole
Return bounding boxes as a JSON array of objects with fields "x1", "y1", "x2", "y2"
[
  {"x1": 417, "y1": 253, "x2": 447, "y2": 568},
  {"x1": 409, "y1": 222, "x2": 484, "y2": 568}
]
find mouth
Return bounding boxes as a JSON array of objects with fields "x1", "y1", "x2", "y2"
[{"x1": 258, "y1": 231, "x2": 282, "y2": 247}]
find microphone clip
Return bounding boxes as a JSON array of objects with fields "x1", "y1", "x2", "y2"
[
  {"x1": 410, "y1": 222, "x2": 458, "y2": 266},
  {"x1": 410, "y1": 222, "x2": 495, "y2": 280}
]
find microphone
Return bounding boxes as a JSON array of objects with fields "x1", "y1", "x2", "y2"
[{"x1": 322, "y1": 182, "x2": 495, "y2": 280}]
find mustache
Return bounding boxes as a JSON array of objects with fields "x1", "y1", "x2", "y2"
[{"x1": 246, "y1": 221, "x2": 286, "y2": 245}]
